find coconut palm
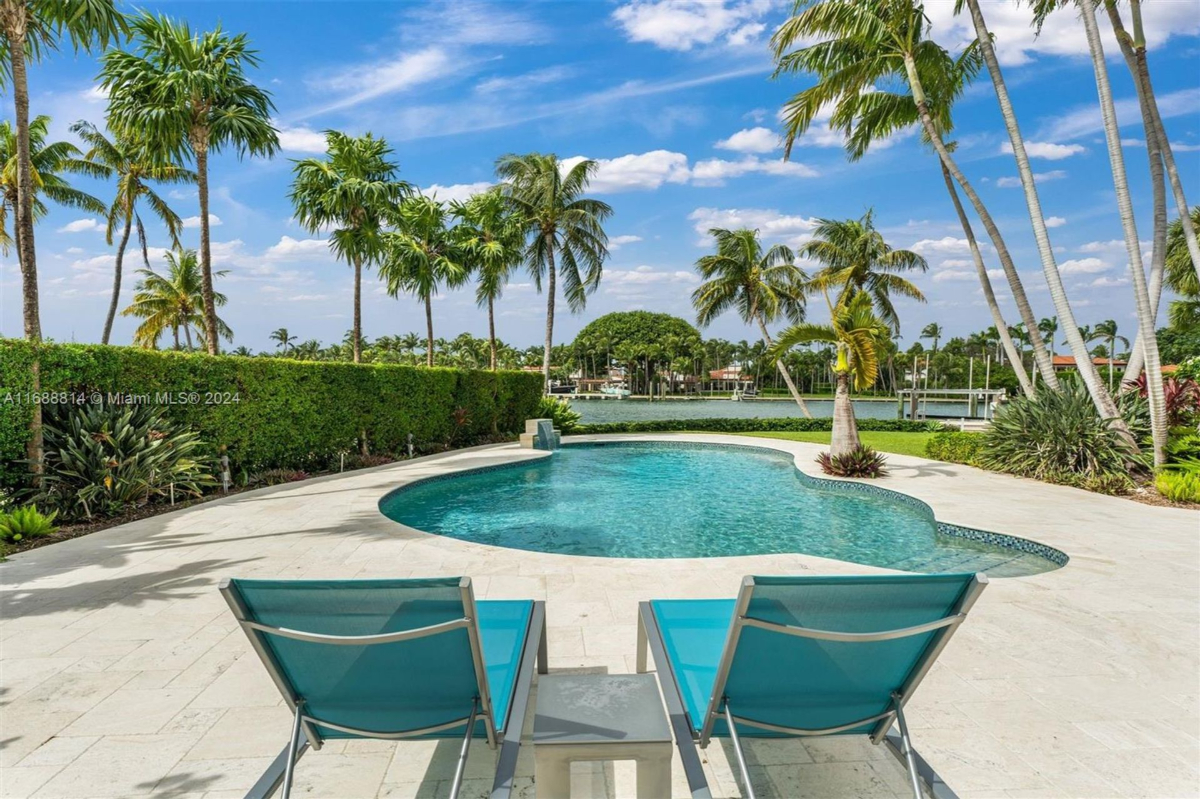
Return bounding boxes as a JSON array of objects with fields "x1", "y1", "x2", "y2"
[
  {"x1": 1076, "y1": 1, "x2": 1166, "y2": 465},
  {"x1": 452, "y1": 187, "x2": 527, "y2": 370},
  {"x1": 122, "y1": 248, "x2": 231, "y2": 350},
  {"x1": 692, "y1": 227, "x2": 812, "y2": 417},
  {"x1": 101, "y1": 12, "x2": 279, "y2": 355},
  {"x1": 771, "y1": 292, "x2": 890, "y2": 456},
  {"x1": 771, "y1": 0, "x2": 1059, "y2": 389},
  {"x1": 379, "y1": 196, "x2": 468, "y2": 367},
  {"x1": 920, "y1": 322, "x2": 942, "y2": 354},
  {"x1": 270, "y1": 327, "x2": 296, "y2": 354},
  {"x1": 0, "y1": 116, "x2": 107, "y2": 261},
  {"x1": 1092, "y1": 320, "x2": 1128, "y2": 392},
  {"x1": 495, "y1": 152, "x2": 611, "y2": 389},
  {"x1": 0, "y1": 0, "x2": 125, "y2": 342},
  {"x1": 1161, "y1": 208, "x2": 1200, "y2": 333},
  {"x1": 290, "y1": 131, "x2": 409, "y2": 364},
  {"x1": 70, "y1": 120, "x2": 195, "y2": 344},
  {"x1": 1038, "y1": 317, "x2": 1058, "y2": 361},
  {"x1": 800, "y1": 210, "x2": 926, "y2": 333}
]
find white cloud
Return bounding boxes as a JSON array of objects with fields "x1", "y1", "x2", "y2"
[
  {"x1": 612, "y1": 0, "x2": 773, "y2": 52},
  {"x1": 603, "y1": 265, "x2": 699, "y2": 297},
  {"x1": 182, "y1": 214, "x2": 222, "y2": 229},
  {"x1": 264, "y1": 236, "x2": 331, "y2": 260},
  {"x1": 690, "y1": 155, "x2": 817, "y2": 185},
  {"x1": 610, "y1": 235, "x2": 643, "y2": 250},
  {"x1": 1059, "y1": 257, "x2": 1110, "y2": 274},
  {"x1": 1037, "y1": 87, "x2": 1199, "y2": 142},
  {"x1": 562, "y1": 150, "x2": 691, "y2": 192},
  {"x1": 932, "y1": 270, "x2": 976, "y2": 283},
  {"x1": 1044, "y1": 216, "x2": 1067, "y2": 228},
  {"x1": 58, "y1": 218, "x2": 103, "y2": 233},
  {"x1": 1091, "y1": 275, "x2": 1129, "y2": 287},
  {"x1": 423, "y1": 181, "x2": 495, "y2": 204},
  {"x1": 476, "y1": 66, "x2": 574, "y2": 95},
  {"x1": 995, "y1": 170, "x2": 1066, "y2": 188},
  {"x1": 715, "y1": 126, "x2": 778, "y2": 154},
  {"x1": 276, "y1": 123, "x2": 328, "y2": 153},
  {"x1": 304, "y1": 46, "x2": 458, "y2": 117},
  {"x1": 689, "y1": 207, "x2": 818, "y2": 245},
  {"x1": 1000, "y1": 141, "x2": 1085, "y2": 160},
  {"x1": 911, "y1": 237, "x2": 973, "y2": 255}
]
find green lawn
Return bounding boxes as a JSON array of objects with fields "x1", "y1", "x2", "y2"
[{"x1": 737, "y1": 430, "x2": 935, "y2": 458}]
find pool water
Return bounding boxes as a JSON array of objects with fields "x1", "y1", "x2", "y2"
[{"x1": 379, "y1": 443, "x2": 1061, "y2": 577}]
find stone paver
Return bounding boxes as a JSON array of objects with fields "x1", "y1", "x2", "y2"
[{"x1": 2, "y1": 434, "x2": 1197, "y2": 798}]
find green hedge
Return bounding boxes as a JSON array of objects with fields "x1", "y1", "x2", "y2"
[
  {"x1": 923, "y1": 430, "x2": 983, "y2": 465},
  {"x1": 573, "y1": 418, "x2": 945, "y2": 435},
  {"x1": 0, "y1": 340, "x2": 543, "y2": 488}
]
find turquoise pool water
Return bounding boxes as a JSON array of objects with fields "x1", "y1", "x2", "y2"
[{"x1": 379, "y1": 443, "x2": 1061, "y2": 577}]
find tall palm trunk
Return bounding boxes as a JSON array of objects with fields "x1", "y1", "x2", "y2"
[
  {"x1": 939, "y1": 161, "x2": 1034, "y2": 398},
  {"x1": 183, "y1": 322, "x2": 193, "y2": 351},
  {"x1": 542, "y1": 243, "x2": 556, "y2": 392},
  {"x1": 1081, "y1": 1, "x2": 1166, "y2": 465},
  {"x1": 756, "y1": 315, "x2": 813, "y2": 418},
  {"x1": 487, "y1": 296, "x2": 497, "y2": 371},
  {"x1": 425, "y1": 295, "x2": 435, "y2": 367},
  {"x1": 352, "y1": 256, "x2": 362, "y2": 363},
  {"x1": 830, "y1": 369, "x2": 860, "y2": 457},
  {"x1": 194, "y1": 138, "x2": 220, "y2": 355},
  {"x1": 900, "y1": 54, "x2": 1058, "y2": 389},
  {"x1": 173, "y1": 326, "x2": 180, "y2": 350},
  {"x1": 103, "y1": 214, "x2": 134, "y2": 345}
]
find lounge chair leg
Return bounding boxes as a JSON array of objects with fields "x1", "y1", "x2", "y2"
[
  {"x1": 636, "y1": 611, "x2": 648, "y2": 673},
  {"x1": 281, "y1": 702, "x2": 305, "y2": 799},
  {"x1": 449, "y1": 698, "x2": 479, "y2": 799},
  {"x1": 722, "y1": 702, "x2": 757, "y2": 799},
  {"x1": 892, "y1": 694, "x2": 923, "y2": 799},
  {"x1": 538, "y1": 613, "x2": 549, "y2": 675}
]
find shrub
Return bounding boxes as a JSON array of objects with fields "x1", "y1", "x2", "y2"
[
  {"x1": 1126, "y1": 373, "x2": 1200, "y2": 426},
  {"x1": 0, "y1": 506, "x2": 59, "y2": 543},
  {"x1": 924, "y1": 431, "x2": 983, "y2": 465},
  {"x1": 32, "y1": 404, "x2": 215, "y2": 520},
  {"x1": 1156, "y1": 470, "x2": 1200, "y2": 503},
  {"x1": 249, "y1": 468, "x2": 311, "y2": 487},
  {"x1": 817, "y1": 446, "x2": 888, "y2": 478},
  {"x1": 535, "y1": 396, "x2": 583, "y2": 433},
  {"x1": 0, "y1": 340, "x2": 543, "y2": 488},
  {"x1": 574, "y1": 417, "x2": 942, "y2": 435},
  {"x1": 979, "y1": 376, "x2": 1144, "y2": 493},
  {"x1": 1166, "y1": 426, "x2": 1200, "y2": 469}
]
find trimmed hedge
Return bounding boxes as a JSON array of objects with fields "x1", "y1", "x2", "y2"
[
  {"x1": 923, "y1": 430, "x2": 983, "y2": 465},
  {"x1": 0, "y1": 340, "x2": 543, "y2": 488},
  {"x1": 572, "y1": 417, "x2": 945, "y2": 435}
]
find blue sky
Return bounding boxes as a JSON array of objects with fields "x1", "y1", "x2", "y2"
[{"x1": 3, "y1": 0, "x2": 1198, "y2": 352}]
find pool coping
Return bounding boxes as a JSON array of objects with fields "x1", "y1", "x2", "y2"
[{"x1": 377, "y1": 436, "x2": 1068, "y2": 573}]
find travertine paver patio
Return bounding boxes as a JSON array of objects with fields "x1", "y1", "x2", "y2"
[{"x1": 2, "y1": 433, "x2": 1197, "y2": 799}]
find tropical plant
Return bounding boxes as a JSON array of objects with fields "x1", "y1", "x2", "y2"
[
  {"x1": 534, "y1": 396, "x2": 582, "y2": 434},
  {"x1": 817, "y1": 445, "x2": 888, "y2": 478},
  {"x1": 1126, "y1": 374, "x2": 1200, "y2": 428},
  {"x1": 693, "y1": 227, "x2": 812, "y2": 416},
  {"x1": 452, "y1": 187, "x2": 527, "y2": 370},
  {"x1": 0, "y1": 0, "x2": 126, "y2": 341},
  {"x1": 290, "y1": 131, "x2": 409, "y2": 363},
  {"x1": 122, "y1": 248, "x2": 232, "y2": 349},
  {"x1": 1091, "y1": 319, "x2": 1129, "y2": 391},
  {"x1": 920, "y1": 322, "x2": 942, "y2": 354},
  {"x1": 32, "y1": 403, "x2": 215, "y2": 519},
  {"x1": 801, "y1": 210, "x2": 926, "y2": 333},
  {"x1": 380, "y1": 195, "x2": 468, "y2": 366},
  {"x1": 70, "y1": 120, "x2": 195, "y2": 344},
  {"x1": 924, "y1": 430, "x2": 983, "y2": 465},
  {"x1": 270, "y1": 327, "x2": 296, "y2": 354},
  {"x1": 496, "y1": 152, "x2": 611, "y2": 389},
  {"x1": 101, "y1": 12, "x2": 279, "y2": 354},
  {"x1": 1160, "y1": 207, "x2": 1200, "y2": 336},
  {"x1": 0, "y1": 504, "x2": 58, "y2": 543},
  {"x1": 771, "y1": 0, "x2": 1059, "y2": 389},
  {"x1": 979, "y1": 377, "x2": 1144, "y2": 493},
  {"x1": 771, "y1": 292, "x2": 890, "y2": 456},
  {"x1": 1155, "y1": 470, "x2": 1200, "y2": 504}
]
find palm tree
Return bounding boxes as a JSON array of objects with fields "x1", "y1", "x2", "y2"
[
  {"x1": 0, "y1": 0, "x2": 125, "y2": 341},
  {"x1": 70, "y1": 120, "x2": 194, "y2": 344},
  {"x1": 0, "y1": 116, "x2": 107, "y2": 262},
  {"x1": 289, "y1": 131, "x2": 409, "y2": 363},
  {"x1": 692, "y1": 227, "x2": 812, "y2": 417},
  {"x1": 122, "y1": 248, "x2": 231, "y2": 350},
  {"x1": 380, "y1": 196, "x2": 468, "y2": 367},
  {"x1": 270, "y1": 327, "x2": 296, "y2": 354},
  {"x1": 771, "y1": 0, "x2": 1059, "y2": 389},
  {"x1": 452, "y1": 187, "x2": 527, "y2": 370},
  {"x1": 771, "y1": 292, "x2": 889, "y2": 456},
  {"x1": 495, "y1": 152, "x2": 611, "y2": 389},
  {"x1": 1077, "y1": 1, "x2": 1166, "y2": 465},
  {"x1": 101, "y1": 12, "x2": 278, "y2": 355},
  {"x1": 920, "y1": 322, "x2": 942, "y2": 354},
  {"x1": 1092, "y1": 320, "x2": 1128, "y2": 392},
  {"x1": 1038, "y1": 317, "x2": 1058, "y2": 362},
  {"x1": 800, "y1": 210, "x2": 926, "y2": 333}
]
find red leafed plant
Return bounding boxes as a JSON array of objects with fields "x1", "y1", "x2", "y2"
[{"x1": 1127, "y1": 374, "x2": 1200, "y2": 426}]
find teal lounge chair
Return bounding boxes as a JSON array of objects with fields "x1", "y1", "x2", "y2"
[
  {"x1": 636, "y1": 573, "x2": 988, "y2": 799},
  {"x1": 220, "y1": 577, "x2": 547, "y2": 799}
]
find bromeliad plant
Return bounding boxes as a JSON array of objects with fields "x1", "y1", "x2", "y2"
[
  {"x1": 33, "y1": 403, "x2": 215, "y2": 519},
  {"x1": 0, "y1": 506, "x2": 59, "y2": 544}
]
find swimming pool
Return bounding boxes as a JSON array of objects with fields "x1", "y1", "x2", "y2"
[{"x1": 379, "y1": 442, "x2": 1064, "y2": 577}]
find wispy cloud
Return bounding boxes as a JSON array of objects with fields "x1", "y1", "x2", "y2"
[
  {"x1": 301, "y1": 47, "x2": 462, "y2": 118},
  {"x1": 1036, "y1": 87, "x2": 1200, "y2": 141}
]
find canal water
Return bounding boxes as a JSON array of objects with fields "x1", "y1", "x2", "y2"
[{"x1": 572, "y1": 398, "x2": 974, "y2": 424}]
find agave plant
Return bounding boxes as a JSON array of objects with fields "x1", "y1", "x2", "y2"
[
  {"x1": 33, "y1": 404, "x2": 215, "y2": 519},
  {"x1": 816, "y1": 446, "x2": 888, "y2": 478}
]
